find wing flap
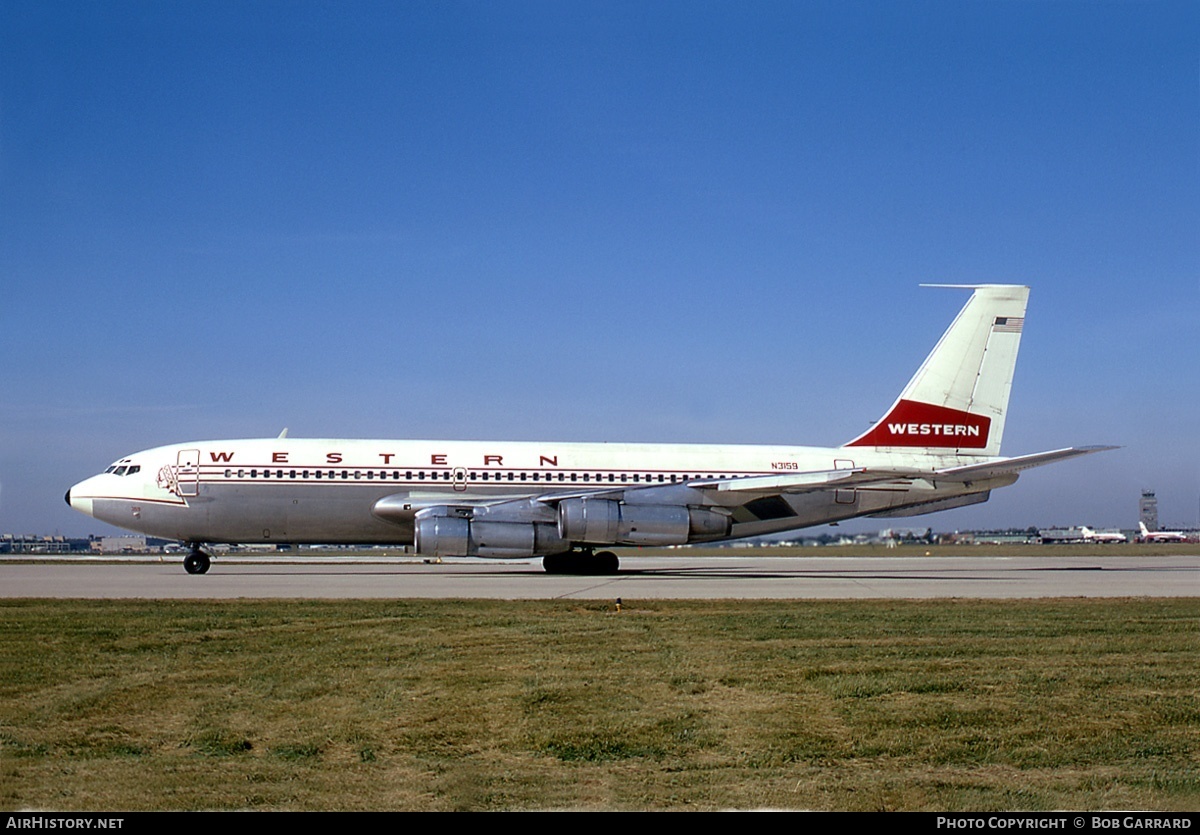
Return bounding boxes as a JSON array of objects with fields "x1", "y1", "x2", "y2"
[{"x1": 695, "y1": 467, "x2": 928, "y2": 495}]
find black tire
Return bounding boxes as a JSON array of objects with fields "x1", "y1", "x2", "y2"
[
  {"x1": 542, "y1": 551, "x2": 620, "y2": 575},
  {"x1": 184, "y1": 551, "x2": 211, "y2": 575},
  {"x1": 542, "y1": 553, "x2": 569, "y2": 574},
  {"x1": 594, "y1": 551, "x2": 620, "y2": 574}
]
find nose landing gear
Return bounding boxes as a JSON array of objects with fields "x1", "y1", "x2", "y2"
[{"x1": 183, "y1": 544, "x2": 211, "y2": 575}]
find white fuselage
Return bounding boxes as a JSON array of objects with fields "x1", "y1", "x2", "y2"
[{"x1": 67, "y1": 437, "x2": 1009, "y2": 547}]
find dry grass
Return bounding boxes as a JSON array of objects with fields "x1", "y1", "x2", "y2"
[{"x1": 1, "y1": 598, "x2": 1197, "y2": 810}]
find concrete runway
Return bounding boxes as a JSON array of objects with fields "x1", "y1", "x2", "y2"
[{"x1": 3, "y1": 553, "x2": 1199, "y2": 598}]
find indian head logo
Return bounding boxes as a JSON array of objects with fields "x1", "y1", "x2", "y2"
[{"x1": 157, "y1": 465, "x2": 181, "y2": 496}]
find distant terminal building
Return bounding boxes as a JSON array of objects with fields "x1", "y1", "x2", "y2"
[
  {"x1": 0, "y1": 534, "x2": 182, "y2": 555},
  {"x1": 947, "y1": 530, "x2": 1041, "y2": 545},
  {"x1": 1040, "y1": 527, "x2": 1085, "y2": 544},
  {"x1": 1140, "y1": 490, "x2": 1159, "y2": 532},
  {"x1": 1, "y1": 535, "x2": 94, "y2": 554},
  {"x1": 99, "y1": 535, "x2": 149, "y2": 553}
]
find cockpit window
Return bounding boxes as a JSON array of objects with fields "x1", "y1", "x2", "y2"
[
  {"x1": 114, "y1": 466, "x2": 128, "y2": 476},
  {"x1": 104, "y1": 466, "x2": 117, "y2": 473},
  {"x1": 126, "y1": 465, "x2": 140, "y2": 476}
]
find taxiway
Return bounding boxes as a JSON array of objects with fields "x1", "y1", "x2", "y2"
[{"x1": 3, "y1": 553, "x2": 1197, "y2": 599}]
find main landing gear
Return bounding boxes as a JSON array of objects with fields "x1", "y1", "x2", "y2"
[
  {"x1": 542, "y1": 549, "x2": 620, "y2": 576},
  {"x1": 183, "y1": 544, "x2": 211, "y2": 575}
]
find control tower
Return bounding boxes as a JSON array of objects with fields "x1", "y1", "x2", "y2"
[{"x1": 1139, "y1": 490, "x2": 1159, "y2": 532}]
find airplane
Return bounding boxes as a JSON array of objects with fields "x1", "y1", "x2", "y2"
[
  {"x1": 1138, "y1": 521, "x2": 1188, "y2": 543},
  {"x1": 66, "y1": 284, "x2": 1114, "y2": 576},
  {"x1": 1079, "y1": 525, "x2": 1127, "y2": 544}
]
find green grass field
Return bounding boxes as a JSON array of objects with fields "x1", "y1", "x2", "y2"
[{"x1": 2, "y1": 598, "x2": 1197, "y2": 810}]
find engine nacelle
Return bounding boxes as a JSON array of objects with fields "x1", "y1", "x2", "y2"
[
  {"x1": 557, "y1": 498, "x2": 729, "y2": 546},
  {"x1": 414, "y1": 511, "x2": 568, "y2": 559}
]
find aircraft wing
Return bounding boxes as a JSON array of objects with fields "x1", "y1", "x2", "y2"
[
  {"x1": 531, "y1": 467, "x2": 926, "y2": 507},
  {"x1": 376, "y1": 449, "x2": 1115, "y2": 527},
  {"x1": 933, "y1": 446, "x2": 1118, "y2": 482},
  {"x1": 372, "y1": 491, "x2": 539, "y2": 522},
  {"x1": 689, "y1": 467, "x2": 927, "y2": 494}
]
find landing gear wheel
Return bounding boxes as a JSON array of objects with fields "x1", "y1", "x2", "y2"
[
  {"x1": 183, "y1": 550, "x2": 211, "y2": 575},
  {"x1": 594, "y1": 551, "x2": 619, "y2": 574},
  {"x1": 542, "y1": 550, "x2": 620, "y2": 575}
]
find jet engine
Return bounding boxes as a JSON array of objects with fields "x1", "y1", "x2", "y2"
[
  {"x1": 413, "y1": 508, "x2": 568, "y2": 559},
  {"x1": 557, "y1": 498, "x2": 729, "y2": 546}
]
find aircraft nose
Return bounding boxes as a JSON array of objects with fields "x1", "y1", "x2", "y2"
[{"x1": 65, "y1": 480, "x2": 96, "y2": 517}]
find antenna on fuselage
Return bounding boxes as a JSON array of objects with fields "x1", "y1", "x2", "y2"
[{"x1": 277, "y1": 428, "x2": 289, "y2": 439}]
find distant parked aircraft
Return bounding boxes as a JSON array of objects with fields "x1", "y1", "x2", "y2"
[
  {"x1": 1138, "y1": 521, "x2": 1188, "y2": 543},
  {"x1": 1080, "y1": 526, "x2": 1127, "y2": 544}
]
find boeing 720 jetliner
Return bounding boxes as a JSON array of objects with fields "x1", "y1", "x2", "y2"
[{"x1": 66, "y1": 285, "x2": 1112, "y2": 575}]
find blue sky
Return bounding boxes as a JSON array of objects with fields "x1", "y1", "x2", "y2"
[{"x1": 2, "y1": 0, "x2": 1196, "y2": 537}]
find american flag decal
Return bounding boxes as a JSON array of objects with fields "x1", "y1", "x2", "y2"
[{"x1": 993, "y1": 316, "x2": 1024, "y2": 333}]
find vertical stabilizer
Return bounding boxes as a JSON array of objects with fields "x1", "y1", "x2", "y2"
[{"x1": 844, "y1": 285, "x2": 1029, "y2": 456}]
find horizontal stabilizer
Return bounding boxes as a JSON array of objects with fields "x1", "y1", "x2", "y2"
[{"x1": 935, "y1": 446, "x2": 1118, "y2": 481}]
